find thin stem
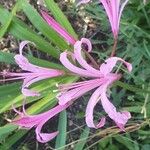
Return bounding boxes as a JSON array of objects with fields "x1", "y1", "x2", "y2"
[
  {"x1": 83, "y1": 50, "x2": 100, "y2": 69},
  {"x1": 111, "y1": 38, "x2": 118, "y2": 57}
]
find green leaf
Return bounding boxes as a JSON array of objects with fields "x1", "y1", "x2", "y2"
[
  {"x1": 0, "y1": 75, "x2": 77, "y2": 113},
  {"x1": 0, "y1": 5, "x2": 60, "y2": 58},
  {"x1": 114, "y1": 135, "x2": 139, "y2": 150},
  {"x1": 0, "y1": 0, "x2": 20, "y2": 38},
  {"x1": 0, "y1": 76, "x2": 77, "y2": 146},
  {"x1": 27, "y1": 55, "x2": 65, "y2": 70},
  {"x1": 0, "y1": 77, "x2": 57, "y2": 113},
  {"x1": 0, "y1": 51, "x2": 64, "y2": 69},
  {"x1": 0, "y1": 130, "x2": 27, "y2": 150},
  {"x1": 74, "y1": 127, "x2": 90, "y2": 150},
  {"x1": 55, "y1": 110, "x2": 67, "y2": 150},
  {"x1": 21, "y1": 0, "x2": 69, "y2": 50},
  {"x1": 114, "y1": 81, "x2": 150, "y2": 94},
  {"x1": 0, "y1": 124, "x2": 17, "y2": 140},
  {"x1": 44, "y1": 0, "x2": 78, "y2": 39},
  {"x1": 0, "y1": 52, "x2": 15, "y2": 64}
]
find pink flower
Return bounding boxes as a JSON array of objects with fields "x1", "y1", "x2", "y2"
[
  {"x1": 41, "y1": 10, "x2": 77, "y2": 45},
  {"x1": 57, "y1": 38, "x2": 132, "y2": 130},
  {"x1": 76, "y1": 0, "x2": 129, "y2": 39},
  {"x1": 1, "y1": 41, "x2": 64, "y2": 97},
  {"x1": 11, "y1": 103, "x2": 70, "y2": 143},
  {"x1": 100, "y1": 0, "x2": 129, "y2": 39}
]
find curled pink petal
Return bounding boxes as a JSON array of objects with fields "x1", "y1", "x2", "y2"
[
  {"x1": 80, "y1": 38, "x2": 92, "y2": 52},
  {"x1": 100, "y1": 86, "x2": 131, "y2": 130},
  {"x1": 85, "y1": 86, "x2": 106, "y2": 128},
  {"x1": 74, "y1": 38, "x2": 103, "y2": 76},
  {"x1": 35, "y1": 122, "x2": 59, "y2": 143},
  {"x1": 41, "y1": 10, "x2": 76, "y2": 45},
  {"x1": 60, "y1": 52, "x2": 101, "y2": 77},
  {"x1": 2, "y1": 41, "x2": 64, "y2": 97},
  {"x1": 22, "y1": 88, "x2": 40, "y2": 97},
  {"x1": 19, "y1": 41, "x2": 33, "y2": 55},
  {"x1": 118, "y1": 0, "x2": 129, "y2": 29},
  {"x1": 12, "y1": 103, "x2": 70, "y2": 143},
  {"x1": 100, "y1": 57, "x2": 132, "y2": 75}
]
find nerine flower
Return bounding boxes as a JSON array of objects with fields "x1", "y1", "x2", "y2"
[
  {"x1": 1, "y1": 41, "x2": 64, "y2": 97},
  {"x1": 41, "y1": 10, "x2": 77, "y2": 45},
  {"x1": 77, "y1": 0, "x2": 129, "y2": 39},
  {"x1": 58, "y1": 38, "x2": 132, "y2": 130},
  {"x1": 12, "y1": 102, "x2": 70, "y2": 143},
  {"x1": 100, "y1": 0, "x2": 129, "y2": 39}
]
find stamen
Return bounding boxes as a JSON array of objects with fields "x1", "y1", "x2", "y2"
[
  {"x1": 12, "y1": 104, "x2": 23, "y2": 116},
  {"x1": 0, "y1": 77, "x2": 25, "y2": 82}
]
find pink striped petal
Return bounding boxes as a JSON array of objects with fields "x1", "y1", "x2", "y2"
[
  {"x1": 100, "y1": 0, "x2": 129, "y2": 39},
  {"x1": 41, "y1": 10, "x2": 76, "y2": 45},
  {"x1": 36, "y1": 123, "x2": 59, "y2": 143},
  {"x1": 60, "y1": 52, "x2": 101, "y2": 77},
  {"x1": 100, "y1": 0, "x2": 116, "y2": 37},
  {"x1": 12, "y1": 103, "x2": 70, "y2": 143},
  {"x1": 58, "y1": 79, "x2": 104, "y2": 105},
  {"x1": 100, "y1": 57, "x2": 132, "y2": 75},
  {"x1": 4, "y1": 41, "x2": 64, "y2": 97},
  {"x1": 118, "y1": 0, "x2": 129, "y2": 29},
  {"x1": 101, "y1": 86, "x2": 131, "y2": 130},
  {"x1": 85, "y1": 86, "x2": 106, "y2": 128},
  {"x1": 74, "y1": 38, "x2": 103, "y2": 76}
]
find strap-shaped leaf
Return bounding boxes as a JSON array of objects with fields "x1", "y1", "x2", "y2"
[
  {"x1": 0, "y1": 0, "x2": 20, "y2": 38},
  {"x1": 74, "y1": 127, "x2": 90, "y2": 150},
  {"x1": 0, "y1": 51, "x2": 64, "y2": 69},
  {"x1": 0, "y1": 5, "x2": 59, "y2": 58},
  {"x1": 55, "y1": 110, "x2": 67, "y2": 150},
  {"x1": 21, "y1": 0, "x2": 69, "y2": 50}
]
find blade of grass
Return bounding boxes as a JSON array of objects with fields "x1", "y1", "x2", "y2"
[
  {"x1": 114, "y1": 81, "x2": 150, "y2": 94},
  {"x1": 0, "y1": 0, "x2": 21, "y2": 38},
  {"x1": 55, "y1": 110, "x2": 67, "y2": 150},
  {"x1": 0, "y1": 51, "x2": 63, "y2": 69},
  {"x1": 74, "y1": 127, "x2": 90, "y2": 150}
]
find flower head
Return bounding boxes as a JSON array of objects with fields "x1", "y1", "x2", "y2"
[
  {"x1": 100, "y1": 0, "x2": 129, "y2": 39},
  {"x1": 11, "y1": 103, "x2": 70, "y2": 143},
  {"x1": 1, "y1": 41, "x2": 64, "y2": 97},
  {"x1": 58, "y1": 38, "x2": 132, "y2": 130},
  {"x1": 77, "y1": 0, "x2": 129, "y2": 39}
]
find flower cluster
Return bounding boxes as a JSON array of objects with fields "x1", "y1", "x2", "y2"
[{"x1": 1, "y1": 0, "x2": 131, "y2": 143}]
